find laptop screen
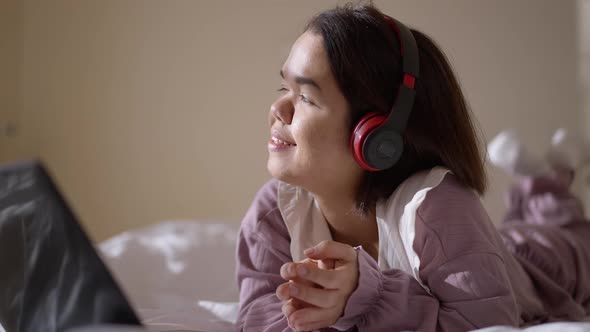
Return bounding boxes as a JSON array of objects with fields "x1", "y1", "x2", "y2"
[{"x1": 0, "y1": 160, "x2": 141, "y2": 331}]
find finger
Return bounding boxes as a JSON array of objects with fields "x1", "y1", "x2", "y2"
[
  {"x1": 304, "y1": 240, "x2": 357, "y2": 262},
  {"x1": 291, "y1": 262, "x2": 343, "y2": 290},
  {"x1": 277, "y1": 282, "x2": 318, "y2": 305},
  {"x1": 280, "y1": 262, "x2": 295, "y2": 280},
  {"x1": 288, "y1": 307, "x2": 336, "y2": 332},
  {"x1": 290, "y1": 298, "x2": 309, "y2": 310},
  {"x1": 291, "y1": 296, "x2": 318, "y2": 312},
  {"x1": 287, "y1": 281, "x2": 340, "y2": 309},
  {"x1": 281, "y1": 298, "x2": 298, "y2": 321},
  {"x1": 318, "y1": 258, "x2": 336, "y2": 270},
  {"x1": 276, "y1": 282, "x2": 291, "y2": 301},
  {"x1": 281, "y1": 260, "x2": 318, "y2": 286},
  {"x1": 282, "y1": 299, "x2": 305, "y2": 331},
  {"x1": 299, "y1": 257, "x2": 318, "y2": 265}
]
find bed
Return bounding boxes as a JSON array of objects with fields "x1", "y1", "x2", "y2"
[{"x1": 98, "y1": 220, "x2": 590, "y2": 332}]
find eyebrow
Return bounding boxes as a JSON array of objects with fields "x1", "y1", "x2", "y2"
[{"x1": 280, "y1": 69, "x2": 321, "y2": 91}]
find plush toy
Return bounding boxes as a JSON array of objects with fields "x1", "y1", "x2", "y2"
[{"x1": 488, "y1": 128, "x2": 590, "y2": 179}]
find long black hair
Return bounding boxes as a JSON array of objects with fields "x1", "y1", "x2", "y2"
[{"x1": 305, "y1": 3, "x2": 487, "y2": 215}]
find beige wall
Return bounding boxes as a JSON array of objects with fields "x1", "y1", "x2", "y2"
[
  {"x1": 581, "y1": 0, "x2": 590, "y2": 209},
  {"x1": 4, "y1": 0, "x2": 582, "y2": 241},
  {"x1": 0, "y1": 0, "x2": 25, "y2": 162}
]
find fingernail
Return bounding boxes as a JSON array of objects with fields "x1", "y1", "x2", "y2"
[
  {"x1": 296, "y1": 265, "x2": 308, "y2": 276},
  {"x1": 287, "y1": 264, "x2": 295, "y2": 275},
  {"x1": 289, "y1": 284, "x2": 299, "y2": 296},
  {"x1": 304, "y1": 247, "x2": 315, "y2": 255}
]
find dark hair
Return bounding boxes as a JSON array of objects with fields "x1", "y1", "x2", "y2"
[{"x1": 305, "y1": 2, "x2": 487, "y2": 215}]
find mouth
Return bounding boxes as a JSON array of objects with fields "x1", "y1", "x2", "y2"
[
  {"x1": 268, "y1": 131, "x2": 296, "y2": 151},
  {"x1": 271, "y1": 135, "x2": 296, "y2": 146}
]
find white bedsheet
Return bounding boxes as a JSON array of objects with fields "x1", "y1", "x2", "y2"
[
  {"x1": 474, "y1": 322, "x2": 590, "y2": 331},
  {"x1": 99, "y1": 220, "x2": 590, "y2": 332}
]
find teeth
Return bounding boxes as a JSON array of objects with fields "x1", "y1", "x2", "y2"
[{"x1": 272, "y1": 136, "x2": 294, "y2": 146}]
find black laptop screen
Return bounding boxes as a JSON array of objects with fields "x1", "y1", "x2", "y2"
[{"x1": 0, "y1": 160, "x2": 141, "y2": 332}]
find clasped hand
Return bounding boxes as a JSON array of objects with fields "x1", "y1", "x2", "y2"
[{"x1": 275, "y1": 240, "x2": 359, "y2": 332}]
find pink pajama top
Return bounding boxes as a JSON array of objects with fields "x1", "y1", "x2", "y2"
[{"x1": 236, "y1": 168, "x2": 590, "y2": 331}]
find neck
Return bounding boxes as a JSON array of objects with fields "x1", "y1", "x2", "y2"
[{"x1": 312, "y1": 184, "x2": 379, "y2": 252}]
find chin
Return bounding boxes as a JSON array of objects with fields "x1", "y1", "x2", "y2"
[{"x1": 267, "y1": 158, "x2": 298, "y2": 185}]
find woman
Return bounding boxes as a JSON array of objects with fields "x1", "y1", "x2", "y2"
[{"x1": 236, "y1": 3, "x2": 590, "y2": 331}]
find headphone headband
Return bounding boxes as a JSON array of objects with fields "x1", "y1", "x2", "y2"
[
  {"x1": 382, "y1": 16, "x2": 419, "y2": 133},
  {"x1": 383, "y1": 16, "x2": 420, "y2": 80}
]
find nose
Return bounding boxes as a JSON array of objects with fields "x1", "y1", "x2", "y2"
[{"x1": 270, "y1": 96, "x2": 294, "y2": 125}]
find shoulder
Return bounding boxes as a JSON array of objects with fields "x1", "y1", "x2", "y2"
[
  {"x1": 414, "y1": 173, "x2": 502, "y2": 262},
  {"x1": 236, "y1": 180, "x2": 292, "y2": 276},
  {"x1": 246, "y1": 179, "x2": 280, "y2": 222},
  {"x1": 240, "y1": 179, "x2": 289, "y2": 242},
  {"x1": 417, "y1": 173, "x2": 488, "y2": 224}
]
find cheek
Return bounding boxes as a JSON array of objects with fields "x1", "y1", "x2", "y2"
[{"x1": 293, "y1": 115, "x2": 352, "y2": 161}]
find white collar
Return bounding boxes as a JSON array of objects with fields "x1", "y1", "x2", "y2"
[
  {"x1": 278, "y1": 167, "x2": 450, "y2": 265},
  {"x1": 277, "y1": 167, "x2": 451, "y2": 293}
]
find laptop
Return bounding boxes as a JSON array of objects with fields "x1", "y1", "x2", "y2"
[{"x1": 0, "y1": 160, "x2": 142, "y2": 332}]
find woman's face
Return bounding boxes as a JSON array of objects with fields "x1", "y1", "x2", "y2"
[{"x1": 267, "y1": 31, "x2": 363, "y2": 193}]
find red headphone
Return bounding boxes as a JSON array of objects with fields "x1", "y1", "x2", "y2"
[{"x1": 350, "y1": 16, "x2": 420, "y2": 171}]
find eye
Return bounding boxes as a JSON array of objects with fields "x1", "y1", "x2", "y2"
[
  {"x1": 299, "y1": 94, "x2": 313, "y2": 105},
  {"x1": 277, "y1": 87, "x2": 288, "y2": 93}
]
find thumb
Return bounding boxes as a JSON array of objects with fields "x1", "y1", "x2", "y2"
[{"x1": 304, "y1": 240, "x2": 357, "y2": 262}]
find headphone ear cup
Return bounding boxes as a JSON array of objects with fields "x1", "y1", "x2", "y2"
[
  {"x1": 351, "y1": 112, "x2": 387, "y2": 171},
  {"x1": 363, "y1": 128, "x2": 404, "y2": 170}
]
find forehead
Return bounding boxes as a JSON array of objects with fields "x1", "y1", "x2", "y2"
[{"x1": 282, "y1": 32, "x2": 331, "y2": 80}]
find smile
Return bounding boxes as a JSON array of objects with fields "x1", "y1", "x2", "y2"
[
  {"x1": 268, "y1": 133, "x2": 296, "y2": 151},
  {"x1": 271, "y1": 136, "x2": 296, "y2": 146}
]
